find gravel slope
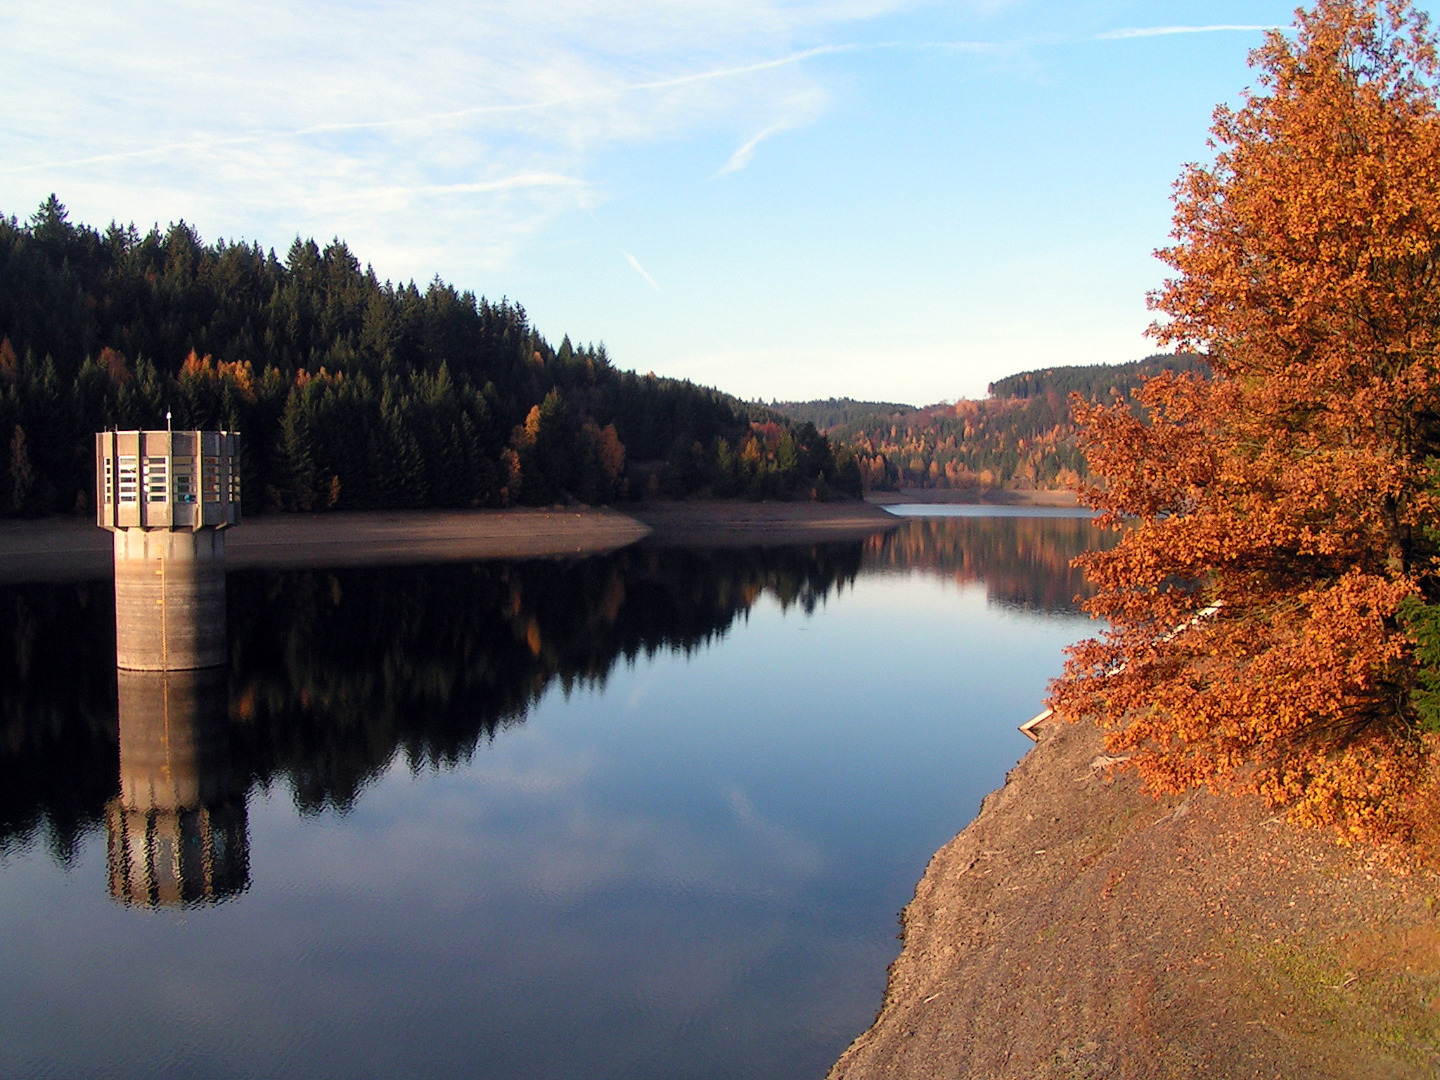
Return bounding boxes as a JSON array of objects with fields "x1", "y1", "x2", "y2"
[{"x1": 828, "y1": 717, "x2": 1440, "y2": 1080}]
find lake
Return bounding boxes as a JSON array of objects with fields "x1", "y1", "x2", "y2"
[{"x1": 0, "y1": 508, "x2": 1108, "y2": 1080}]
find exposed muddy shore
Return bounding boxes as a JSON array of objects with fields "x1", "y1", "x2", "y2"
[
  {"x1": 867, "y1": 488, "x2": 1080, "y2": 507},
  {"x1": 827, "y1": 717, "x2": 1440, "y2": 1080},
  {"x1": 0, "y1": 499, "x2": 899, "y2": 583}
]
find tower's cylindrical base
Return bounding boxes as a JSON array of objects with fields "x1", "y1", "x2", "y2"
[{"x1": 113, "y1": 528, "x2": 227, "y2": 670}]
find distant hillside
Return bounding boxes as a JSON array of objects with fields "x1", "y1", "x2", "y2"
[
  {"x1": 775, "y1": 355, "x2": 1208, "y2": 493},
  {"x1": 769, "y1": 397, "x2": 917, "y2": 431},
  {"x1": 988, "y1": 354, "x2": 1210, "y2": 402}
]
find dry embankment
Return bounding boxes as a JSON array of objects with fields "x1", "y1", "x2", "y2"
[
  {"x1": 828, "y1": 717, "x2": 1440, "y2": 1080},
  {"x1": 867, "y1": 488, "x2": 1080, "y2": 507},
  {"x1": 0, "y1": 500, "x2": 899, "y2": 583},
  {"x1": 628, "y1": 499, "x2": 899, "y2": 547},
  {"x1": 0, "y1": 507, "x2": 652, "y2": 583}
]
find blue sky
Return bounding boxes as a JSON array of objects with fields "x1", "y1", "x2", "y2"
[{"x1": 4, "y1": 1, "x2": 1429, "y2": 405}]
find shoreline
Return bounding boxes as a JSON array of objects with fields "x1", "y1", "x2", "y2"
[
  {"x1": 0, "y1": 507, "x2": 651, "y2": 583},
  {"x1": 866, "y1": 487, "x2": 1079, "y2": 507},
  {"x1": 628, "y1": 498, "x2": 899, "y2": 548},
  {"x1": 826, "y1": 716, "x2": 1440, "y2": 1079},
  {"x1": 0, "y1": 500, "x2": 900, "y2": 583}
]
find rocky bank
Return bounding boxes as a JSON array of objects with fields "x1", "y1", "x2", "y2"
[{"x1": 828, "y1": 717, "x2": 1440, "y2": 1080}]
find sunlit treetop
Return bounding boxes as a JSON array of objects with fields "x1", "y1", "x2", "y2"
[{"x1": 1052, "y1": 0, "x2": 1440, "y2": 855}]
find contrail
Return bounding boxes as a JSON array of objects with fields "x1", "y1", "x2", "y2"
[
  {"x1": 719, "y1": 122, "x2": 792, "y2": 175},
  {"x1": 622, "y1": 251, "x2": 660, "y2": 291},
  {"x1": 1097, "y1": 25, "x2": 1277, "y2": 40}
]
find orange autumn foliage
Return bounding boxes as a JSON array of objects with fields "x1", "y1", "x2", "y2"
[
  {"x1": 178, "y1": 348, "x2": 257, "y2": 400},
  {"x1": 1049, "y1": 0, "x2": 1440, "y2": 848}
]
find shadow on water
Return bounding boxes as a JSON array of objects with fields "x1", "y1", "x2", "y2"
[{"x1": 0, "y1": 513, "x2": 1114, "y2": 873}]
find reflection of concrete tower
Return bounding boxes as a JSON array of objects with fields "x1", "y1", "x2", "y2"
[
  {"x1": 96, "y1": 430, "x2": 240, "y2": 671},
  {"x1": 105, "y1": 667, "x2": 250, "y2": 907}
]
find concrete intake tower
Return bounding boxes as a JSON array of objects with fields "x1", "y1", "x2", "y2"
[{"x1": 96, "y1": 430, "x2": 241, "y2": 670}]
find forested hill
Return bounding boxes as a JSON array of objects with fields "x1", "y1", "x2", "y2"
[
  {"x1": 0, "y1": 197, "x2": 858, "y2": 518},
  {"x1": 774, "y1": 355, "x2": 1208, "y2": 492},
  {"x1": 766, "y1": 397, "x2": 917, "y2": 431},
  {"x1": 987, "y1": 354, "x2": 1209, "y2": 401}
]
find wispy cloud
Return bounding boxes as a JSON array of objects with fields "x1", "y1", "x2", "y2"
[
  {"x1": 2, "y1": 48, "x2": 862, "y2": 180},
  {"x1": 0, "y1": 1, "x2": 934, "y2": 279},
  {"x1": 1097, "y1": 25, "x2": 1277, "y2": 41},
  {"x1": 0, "y1": 0, "x2": 1035, "y2": 277},
  {"x1": 622, "y1": 251, "x2": 661, "y2": 291},
  {"x1": 0, "y1": 0, "x2": 1276, "y2": 323},
  {"x1": 329, "y1": 174, "x2": 588, "y2": 203},
  {"x1": 634, "y1": 43, "x2": 862, "y2": 90},
  {"x1": 719, "y1": 121, "x2": 794, "y2": 174}
]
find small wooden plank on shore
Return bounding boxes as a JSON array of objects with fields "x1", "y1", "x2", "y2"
[{"x1": 1019, "y1": 708, "x2": 1053, "y2": 741}]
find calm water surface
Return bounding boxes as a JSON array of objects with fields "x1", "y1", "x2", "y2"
[{"x1": 0, "y1": 511, "x2": 1108, "y2": 1080}]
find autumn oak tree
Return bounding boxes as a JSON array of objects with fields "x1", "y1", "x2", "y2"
[{"x1": 1049, "y1": 0, "x2": 1440, "y2": 847}]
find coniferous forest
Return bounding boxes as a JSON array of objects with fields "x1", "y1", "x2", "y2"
[{"x1": 0, "y1": 198, "x2": 860, "y2": 518}]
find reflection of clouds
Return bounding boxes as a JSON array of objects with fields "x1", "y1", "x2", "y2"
[
  {"x1": 266, "y1": 733, "x2": 822, "y2": 914},
  {"x1": 624, "y1": 670, "x2": 656, "y2": 713},
  {"x1": 163, "y1": 725, "x2": 846, "y2": 1073},
  {"x1": 723, "y1": 785, "x2": 824, "y2": 876}
]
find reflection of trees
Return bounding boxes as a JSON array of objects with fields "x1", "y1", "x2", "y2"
[
  {"x1": 863, "y1": 516, "x2": 1116, "y2": 615},
  {"x1": 0, "y1": 582, "x2": 118, "y2": 864},
  {"x1": 229, "y1": 544, "x2": 863, "y2": 812},
  {"x1": 0, "y1": 543, "x2": 864, "y2": 858},
  {"x1": 0, "y1": 518, "x2": 1113, "y2": 864}
]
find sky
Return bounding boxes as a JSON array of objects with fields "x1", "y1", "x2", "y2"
[{"x1": 4, "y1": 1, "x2": 1434, "y2": 406}]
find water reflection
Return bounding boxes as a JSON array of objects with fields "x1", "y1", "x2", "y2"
[
  {"x1": 225, "y1": 544, "x2": 865, "y2": 815},
  {"x1": 0, "y1": 544, "x2": 865, "y2": 867},
  {"x1": 106, "y1": 667, "x2": 248, "y2": 906},
  {"x1": 865, "y1": 513, "x2": 1111, "y2": 614},
  {"x1": 0, "y1": 512, "x2": 1111, "y2": 1080},
  {"x1": 0, "y1": 581, "x2": 117, "y2": 865},
  {"x1": 0, "y1": 514, "x2": 1110, "y2": 871}
]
